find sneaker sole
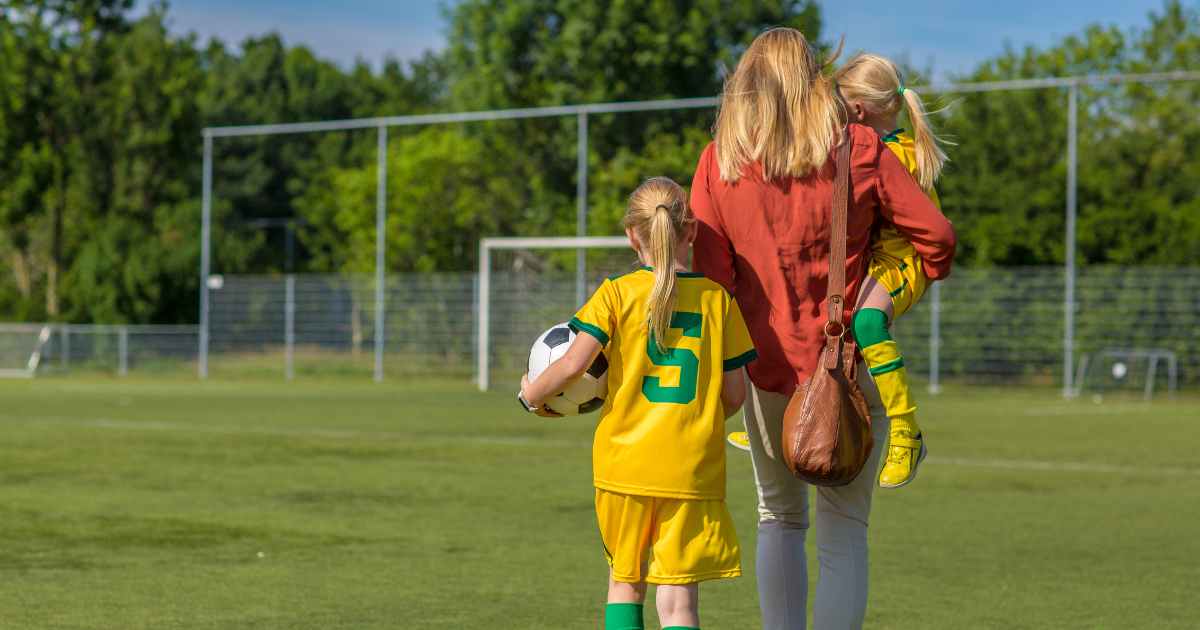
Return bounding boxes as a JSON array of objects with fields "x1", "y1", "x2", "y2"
[
  {"x1": 879, "y1": 440, "x2": 928, "y2": 489},
  {"x1": 727, "y1": 434, "x2": 751, "y2": 452}
]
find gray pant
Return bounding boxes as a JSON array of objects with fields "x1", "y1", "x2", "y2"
[{"x1": 743, "y1": 366, "x2": 890, "y2": 630}]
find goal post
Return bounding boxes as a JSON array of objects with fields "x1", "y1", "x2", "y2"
[
  {"x1": 1074, "y1": 347, "x2": 1179, "y2": 400},
  {"x1": 0, "y1": 324, "x2": 53, "y2": 378},
  {"x1": 477, "y1": 236, "x2": 630, "y2": 391}
]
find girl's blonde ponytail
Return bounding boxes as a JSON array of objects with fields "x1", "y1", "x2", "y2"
[
  {"x1": 646, "y1": 205, "x2": 678, "y2": 352},
  {"x1": 623, "y1": 177, "x2": 692, "y2": 353},
  {"x1": 900, "y1": 86, "x2": 947, "y2": 191},
  {"x1": 836, "y1": 53, "x2": 948, "y2": 191}
]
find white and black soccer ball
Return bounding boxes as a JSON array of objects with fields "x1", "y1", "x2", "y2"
[{"x1": 527, "y1": 323, "x2": 608, "y2": 415}]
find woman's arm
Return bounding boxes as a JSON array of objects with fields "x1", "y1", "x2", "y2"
[
  {"x1": 691, "y1": 144, "x2": 737, "y2": 292},
  {"x1": 520, "y1": 333, "x2": 603, "y2": 408},
  {"x1": 873, "y1": 145, "x2": 957, "y2": 280}
]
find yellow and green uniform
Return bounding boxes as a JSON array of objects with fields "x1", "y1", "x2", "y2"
[
  {"x1": 856, "y1": 129, "x2": 938, "y2": 468},
  {"x1": 871, "y1": 129, "x2": 940, "y2": 318},
  {"x1": 571, "y1": 267, "x2": 755, "y2": 584}
]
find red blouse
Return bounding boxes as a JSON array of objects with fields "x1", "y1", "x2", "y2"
[{"x1": 691, "y1": 124, "x2": 957, "y2": 395}]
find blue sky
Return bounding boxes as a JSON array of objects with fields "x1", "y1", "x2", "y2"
[{"x1": 146, "y1": 0, "x2": 1173, "y2": 79}]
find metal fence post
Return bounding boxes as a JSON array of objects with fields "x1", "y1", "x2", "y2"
[
  {"x1": 576, "y1": 111, "x2": 589, "y2": 307},
  {"x1": 118, "y1": 326, "x2": 129, "y2": 377},
  {"x1": 477, "y1": 241, "x2": 491, "y2": 391},
  {"x1": 61, "y1": 326, "x2": 70, "y2": 370},
  {"x1": 929, "y1": 281, "x2": 942, "y2": 394},
  {"x1": 285, "y1": 274, "x2": 295, "y2": 381},
  {"x1": 1063, "y1": 83, "x2": 1079, "y2": 398},
  {"x1": 374, "y1": 126, "x2": 387, "y2": 383},
  {"x1": 199, "y1": 132, "x2": 212, "y2": 379},
  {"x1": 471, "y1": 272, "x2": 480, "y2": 386}
]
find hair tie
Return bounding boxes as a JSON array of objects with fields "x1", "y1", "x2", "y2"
[
  {"x1": 897, "y1": 85, "x2": 907, "y2": 97},
  {"x1": 655, "y1": 204, "x2": 670, "y2": 213}
]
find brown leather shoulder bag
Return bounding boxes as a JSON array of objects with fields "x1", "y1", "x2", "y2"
[{"x1": 781, "y1": 130, "x2": 874, "y2": 486}]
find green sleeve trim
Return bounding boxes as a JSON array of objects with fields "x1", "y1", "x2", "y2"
[
  {"x1": 723, "y1": 349, "x2": 758, "y2": 371},
  {"x1": 569, "y1": 317, "x2": 609, "y2": 347},
  {"x1": 868, "y1": 356, "x2": 905, "y2": 376}
]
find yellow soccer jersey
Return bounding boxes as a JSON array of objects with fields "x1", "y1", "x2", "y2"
[
  {"x1": 876, "y1": 129, "x2": 941, "y2": 257},
  {"x1": 880, "y1": 129, "x2": 941, "y2": 209},
  {"x1": 570, "y1": 267, "x2": 756, "y2": 500}
]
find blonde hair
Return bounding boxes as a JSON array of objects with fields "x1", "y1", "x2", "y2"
[
  {"x1": 835, "y1": 53, "x2": 947, "y2": 190},
  {"x1": 714, "y1": 27, "x2": 845, "y2": 182},
  {"x1": 623, "y1": 177, "x2": 692, "y2": 353}
]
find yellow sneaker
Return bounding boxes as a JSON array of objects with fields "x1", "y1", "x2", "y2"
[
  {"x1": 878, "y1": 429, "x2": 927, "y2": 488},
  {"x1": 727, "y1": 431, "x2": 751, "y2": 452}
]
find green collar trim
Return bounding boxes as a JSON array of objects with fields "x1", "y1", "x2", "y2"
[
  {"x1": 880, "y1": 128, "x2": 905, "y2": 144},
  {"x1": 639, "y1": 266, "x2": 705, "y2": 278}
]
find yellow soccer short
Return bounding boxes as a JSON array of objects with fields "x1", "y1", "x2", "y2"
[
  {"x1": 869, "y1": 231, "x2": 929, "y2": 319},
  {"x1": 594, "y1": 488, "x2": 741, "y2": 585}
]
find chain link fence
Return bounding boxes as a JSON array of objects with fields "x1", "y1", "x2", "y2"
[
  {"x1": 211, "y1": 266, "x2": 1196, "y2": 391},
  {"x1": 4, "y1": 266, "x2": 1195, "y2": 392},
  {"x1": 0, "y1": 323, "x2": 197, "y2": 377}
]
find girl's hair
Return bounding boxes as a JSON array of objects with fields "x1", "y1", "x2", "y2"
[
  {"x1": 714, "y1": 27, "x2": 846, "y2": 183},
  {"x1": 835, "y1": 53, "x2": 947, "y2": 190},
  {"x1": 623, "y1": 177, "x2": 692, "y2": 352}
]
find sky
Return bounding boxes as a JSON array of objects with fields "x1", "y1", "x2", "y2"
[{"x1": 144, "y1": 0, "x2": 1174, "y2": 79}]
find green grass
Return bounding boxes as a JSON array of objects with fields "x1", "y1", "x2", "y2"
[{"x1": 0, "y1": 377, "x2": 1197, "y2": 629}]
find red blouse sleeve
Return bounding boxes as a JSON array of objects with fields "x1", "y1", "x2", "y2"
[
  {"x1": 690, "y1": 143, "x2": 736, "y2": 292},
  {"x1": 872, "y1": 140, "x2": 957, "y2": 279}
]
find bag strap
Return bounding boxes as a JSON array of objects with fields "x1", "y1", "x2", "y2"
[{"x1": 822, "y1": 128, "x2": 852, "y2": 370}]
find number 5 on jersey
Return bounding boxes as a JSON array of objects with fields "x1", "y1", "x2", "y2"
[{"x1": 643, "y1": 312, "x2": 701, "y2": 404}]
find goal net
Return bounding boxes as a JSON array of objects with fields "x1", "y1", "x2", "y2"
[
  {"x1": 0, "y1": 324, "x2": 53, "y2": 378},
  {"x1": 1074, "y1": 347, "x2": 1179, "y2": 401},
  {"x1": 478, "y1": 236, "x2": 640, "y2": 390}
]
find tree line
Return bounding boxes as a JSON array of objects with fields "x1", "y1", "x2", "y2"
[{"x1": 1, "y1": 0, "x2": 1197, "y2": 325}]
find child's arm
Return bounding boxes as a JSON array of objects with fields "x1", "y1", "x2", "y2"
[
  {"x1": 721, "y1": 368, "x2": 746, "y2": 419},
  {"x1": 520, "y1": 334, "x2": 603, "y2": 412}
]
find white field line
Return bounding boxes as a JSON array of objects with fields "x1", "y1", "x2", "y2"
[
  {"x1": 1021, "y1": 405, "x2": 1157, "y2": 416},
  {"x1": 4, "y1": 415, "x2": 1198, "y2": 477},
  {"x1": 926, "y1": 456, "x2": 1198, "y2": 477},
  {"x1": 0, "y1": 415, "x2": 586, "y2": 448}
]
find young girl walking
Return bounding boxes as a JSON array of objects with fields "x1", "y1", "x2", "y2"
[
  {"x1": 519, "y1": 176, "x2": 756, "y2": 630},
  {"x1": 725, "y1": 52, "x2": 948, "y2": 489}
]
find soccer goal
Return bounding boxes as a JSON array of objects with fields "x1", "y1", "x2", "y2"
[
  {"x1": 477, "y1": 236, "x2": 636, "y2": 391},
  {"x1": 1074, "y1": 347, "x2": 1179, "y2": 400},
  {"x1": 0, "y1": 324, "x2": 53, "y2": 378}
]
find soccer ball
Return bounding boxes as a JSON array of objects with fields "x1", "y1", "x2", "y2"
[
  {"x1": 1111, "y1": 361, "x2": 1128, "y2": 379},
  {"x1": 527, "y1": 323, "x2": 608, "y2": 415}
]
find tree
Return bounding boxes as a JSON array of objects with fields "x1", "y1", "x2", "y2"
[
  {"x1": 293, "y1": 0, "x2": 825, "y2": 275},
  {"x1": 937, "y1": 0, "x2": 1200, "y2": 266}
]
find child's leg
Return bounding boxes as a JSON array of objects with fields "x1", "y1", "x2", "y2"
[
  {"x1": 606, "y1": 571, "x2": 647, "y2": 630},
  {"x1": 655, "y1": 583, "x2": 699, "y2": 629},
  {"x1": 853, "y1": 275, "x2": 924, "y2": 488}
]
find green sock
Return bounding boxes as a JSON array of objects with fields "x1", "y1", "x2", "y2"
[{"x1": 605, "y1": 603, "x2": 644, "y2": 630}]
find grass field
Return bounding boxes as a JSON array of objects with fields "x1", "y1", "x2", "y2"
[{"x1": 0, "y1": 377, "x2": 1197, "y2": 629}]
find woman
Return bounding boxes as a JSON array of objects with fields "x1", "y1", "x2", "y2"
[{"x1": 690, "y1": 28, "x2": 956, "y2": 629}]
